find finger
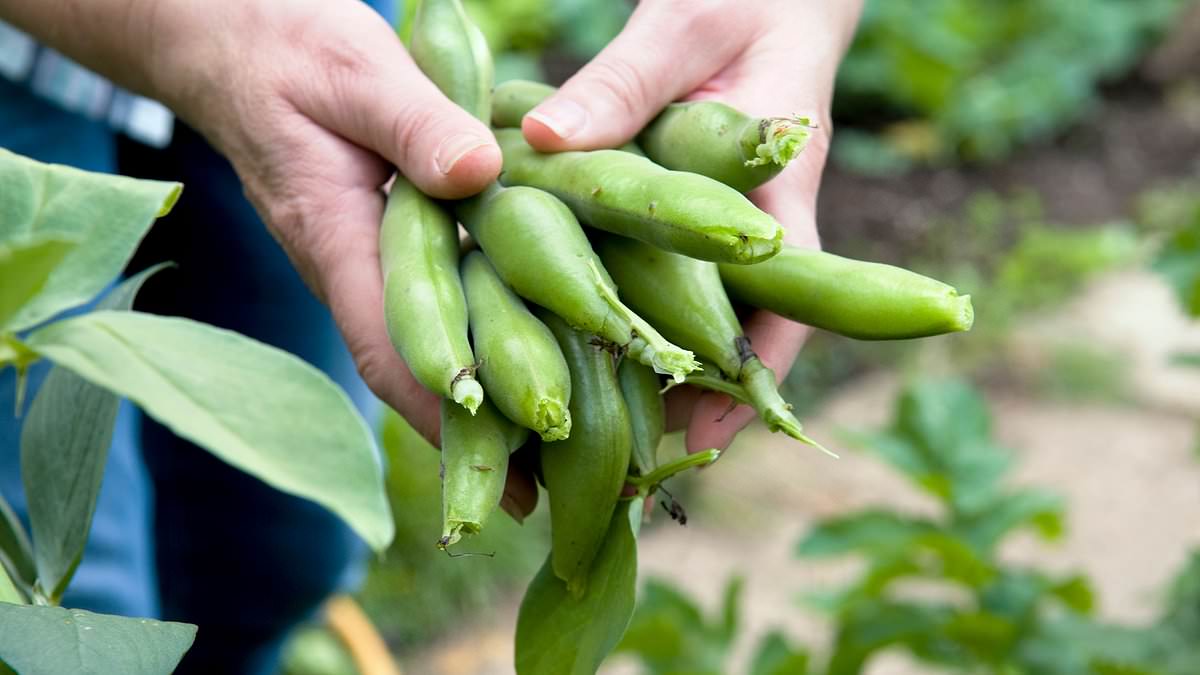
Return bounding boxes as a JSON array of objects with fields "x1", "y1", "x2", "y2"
[
  {"x1": 285, "y1": 9, "x2": 501, "y2": 198},
  {"x1": 500, "y1": 457, "x2": 538, "y2": 523},
  {"x1": 522, "y1": 1, "x2": 755, "y2": 151},
  {"x1": 663, "y1": 384, "x2": 702, "y2": 433}
]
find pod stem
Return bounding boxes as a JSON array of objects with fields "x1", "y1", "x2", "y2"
[
  {"x1": 742, "y1": 115, "x2": 817, "y2": 168},
  {"x1": 626, "y1": 449, "x2": 721, "y2": 497},
  {"x1": 588, "y1": 260, "x2": 699, "y2": 382},
  {"x1": 739, "y1": 358, "x2": 837, "y2": 458},
  {"x1": 450, "y1": 375, "x2": 483, "y2": 415},
  {"x1": 661, "y1": 366, "x2": 751, "y2": 405}
]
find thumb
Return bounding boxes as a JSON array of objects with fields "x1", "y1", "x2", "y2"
[
  {"x1": 522, "y1": 2, "x2": 754, "y2": 151},
  {"x1": 291, "y1": 34, "x2": 500, "y2": 199}
]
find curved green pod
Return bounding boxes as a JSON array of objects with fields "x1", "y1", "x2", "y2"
[
  {"x1": 454, "y1": 184, "x2": 698, "y2": 382},
  {"x1": 617, "y1": 359, "x2": 663, "y2": 476},
  {"x1": 492, "y1": 79, "x2": 556, "y2": 129},
  {"x1": 538, "y1": 310, "x2": 632, "y2": 596},
  {"x1": 718, "y1": 247, "x2": 975, "y2": 340},
  {"x1": 597, "y1": 234, "x2": 822, "y2": 449},
  {"x1": 380, "y1": 176, "x2": 482, "y2": 413},
  {"x1": 409, "y1": 0, "x2": 494, "y2": 121},
  {"x1": 638, "y1": 101, "x2": 816, "y2": 193},
  {"x1": 495, "y1": 128, "x2": 783, "y2": 264},
  {"x1": 439, "y1": 397, "x2": 529, "y2": 548},
  {"x1": 462, "y1": 250, "x2": 572, "y2": 441}
]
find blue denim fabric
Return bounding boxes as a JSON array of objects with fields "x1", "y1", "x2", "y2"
[{"x1": 0, "y1": 1, "x2": 394, "y2": 672}]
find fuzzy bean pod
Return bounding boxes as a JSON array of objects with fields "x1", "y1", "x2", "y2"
[
  {"x1": 462, "y1": 251, "x2": 572, "y2": 441},
  {"x1": 380, "y1": 177, "x2": 482, "y2": 413},
  {"x1": 718, "y1": 247, "x2": 975, "y2": 340},
  {"x1": 455, "y1": 184, "x2": 699, "y2": 382},
  {"x1": 617, "y1": 359, "x2": 663, "y2": 476},
  {"x1": 495, "y1": 128, "x2": 783, "y2": 264},
  {"x1": 439, "y1": 397, "x2": 529, "y2": 548},
  {"x1": 597, "y1": 235, "x2": 825, "y2": 450},
  {"x1": 638, "y1": 101, "x2": 816, "y2": 193},
  {"x1": 492, "y1": 79, "x2": 556, "y2": 129},
  {"x1": 409, "y1": 0, "x2": 494, "y2": 121},
  {"x1": 538, "y1": 310, "x2": 632, "y2": 596}
]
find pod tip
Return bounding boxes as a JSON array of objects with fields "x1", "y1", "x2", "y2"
[
  {"x1": 437, "y1": 520, "x2": 481, "y2": 550},
  {"x1": 452, "y1": 378, "x2": 484, "y2": 415},
  {"x1": 955, "y1": 294, "x2": 975, "y2": 332},
  {"x1": 535, "y1": 399, "x2": 572, "y2": 442},
  {"x1": 745, "y1": 115, "x2": 816, "y2": 169}
]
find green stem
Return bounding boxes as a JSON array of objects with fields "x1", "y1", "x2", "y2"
[
  {"x1": 740, "y1": 358, "x2": 836, "y2": 457},
  {"x1": 626, "y1": 448, "x2": 721, "y2": 497},
  {"x1": 741, "y1": 115, "x2": 816, "y2": 168},
  {"x1": 662, "y1": 368, "x2": 751, "y2": 405},
  {"x1": 589, "y1": 260, "x2": 699, "y2": 382},
  {"x1": 1, "y1": 335, "x2": 40, "y2": 416}
]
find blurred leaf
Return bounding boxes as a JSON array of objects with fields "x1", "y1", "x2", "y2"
[
  {"x1": 942, "y1": 610, "x2": 1018, "y2": 663},
  {"x1": 280, "y1": 627, "x2": 357, "y2": 675},
  {"x1": 796, "y1": 511, "x2": 936, "y2": 558},
  {"x1": 515, "y1": 505, "x2": 637, "y2": 675},
  {"x1": 718, "y1": 575, "x2": 743, "y2": 644},
  {"x1": 953, "y1": 489, "x2": 1063, "y2": 553},
  {"x1": 0, "y1": 148, "x2": 180, "y2": 331},
  {"x1": 749, "y1": 631, "x2": 809, "y2": 675},
  {"x1": 826, "y1": 600, "x2": 959, "y2": 675},
  {"x1": 0, "y1": 603, "x2": 195, "y2": 675},
  {"x1": 0, "y1": 565, "x2": 19, "y2": 605},
  {"x1": 1152, "y1": 207, "x2": 1200, "y2": 317},
  {"x1": 1170, "y1": 352, "x2": 1200, "y2": 368},
  {"x1": 0, "y1": 235, "x2": 78, "y2": 332},
  {"x1": 26, "y1": 311, "x2": 393, "y2": 551},
  {"x1": 616, "y1": 577, "x2": 736, "y2": 674}
]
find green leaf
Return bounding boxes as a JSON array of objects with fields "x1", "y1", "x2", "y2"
[
  {"x1": 749, "y1": 631, "x2": 809, "y2": 675},
  {"x1": 718, "y1": 575, "x2": 744, "y2": 643},
  {"x1": 515, "y1": 505, "x2": 637, "y2": 674},
  {"x1": 0, "y1": 148, "x2": 181, "y2": 331},
  {"x1": 20, "y1": 264, "x2": 174, "y2": 602},
  {"x1": 0, "y1": 235, "x2": 78, "y2": 332},
  {"x1": 0, "y1": 603, "x2": 195, "y2": 674},
  {"x1": 0, "y1": 565, "x2": 19, "y2": 605},
  {"x1": 954, "y1": 489, "x2": 1063, "y2": 554},
  {"x1": 1152, "y1": 208, "x2": 1200, "y2": 317},
  {"x1": 1170, "y1": 351, "x2": 1200, "y2": 368},
  {"x1": 0, "y1": 491, "x2": 34, "y2": 591},
  {"x1": 616, "y1": 576, "x2": 737, "y2": 673},
  {"x1": 25, "y1": 311, "x2": 393, "y2": 551},
  {"x1": 796, "y1": 511, "x2": 936, "y2": 558}
]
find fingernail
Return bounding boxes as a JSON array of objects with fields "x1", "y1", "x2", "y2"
[
  {"x1": 436, "y1": 134, "x2": 491, "y2": 175},
  {"x1": 526, "y1": 99, "x2": 589, "y2": 140}
]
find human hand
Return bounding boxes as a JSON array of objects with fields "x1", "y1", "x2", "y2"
[{"x1": 521, "y1": 0, "x2": 863, "y2": 453}]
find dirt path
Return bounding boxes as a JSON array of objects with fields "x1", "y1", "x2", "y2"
[{"x1": 401, "y1": 270, "x2": 1200, "y2": 674}]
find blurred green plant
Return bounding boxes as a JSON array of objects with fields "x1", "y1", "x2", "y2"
[
  {"x1": 618, "y1": 379, "x2": 1200, "y2": 674},
  {"x1": 1150, "y1": 199, "x2": 1200, "y2": 318},
  {"x1": 834, "y1": 0, "x2": 1186, "y2": 172}
]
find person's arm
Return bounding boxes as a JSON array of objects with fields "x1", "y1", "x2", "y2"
[
  {"x1": 0, "y1": 0, "x2": 503, "y2": 449},
  {"x1": 521, "y1": 0, "x2": 864, "y2": 453}
]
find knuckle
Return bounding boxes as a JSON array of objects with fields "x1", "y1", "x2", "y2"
[{"x1": 584, "y1": 58, "x2": 652, "y2": 120}]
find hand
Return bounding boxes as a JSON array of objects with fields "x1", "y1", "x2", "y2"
[{"x1": 521, "y1": 0, "x2": 863, "y2": 453}]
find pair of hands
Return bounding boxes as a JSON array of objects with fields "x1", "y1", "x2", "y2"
[{"x1": 95, "y1": 0, "x2": 861, "y2": 518}]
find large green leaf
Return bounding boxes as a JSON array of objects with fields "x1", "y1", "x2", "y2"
[
  {"x1": 615, "y1": 576, "x2": 737, "y2": 674},
  {"x1": 25, "y1": 311, "x2": 393, "y2": 551},
  {"x1": 0, "y1": 603, "x2": 195, "y2": 675},
  {"x1": 20, "y1": 266, "x2": 170, "y2": 602},
  {"x1": 749, "y1": 631, "x2": 810, "y2": 675},
  {"x1": 0, "y1": 235, "x2": 78, "y2": 332},
  {"x1": 0, "y1": 148, "x2": 180, "y2": 331},
  {"x1": 0, "y1": 491, "x2": 33, "y2": 592},
  {"x1": 515, "y1": 504, "x2": 637, "y2": 675}
]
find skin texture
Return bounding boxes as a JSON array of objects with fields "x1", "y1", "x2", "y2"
[
  {"x1": 617, "y1": 359, "x2": 664, "y2": 477},
  {"x1": 719, "y1": 247, "x2": 975, "y2": 340},
  {"x1": 379, "y1": 177, "x2": 481, "y2": 412},
  {"x1": 520, "y1": 0, "x2": 865, "y2": 455},
  {"x1": 461, "y1": 251, "x2": 572, "y2": 441},
  {"x1": 492, "y1": 79, "x2": 557, "y2": 129},
  {"x1": 496, "y1": 128, "x2": 783, "y2": 264},
  {"x1": 454, "y1": 184, "x2": 698, "y2": 381},
  {"x1": 409, "y1": 0, "x2": 494, "y2": 122},
  {"x1": 439, "y1": 398, "x2": 529, "y2": 548},
  {"x1": 538, "y1": 311, "x2": 632, "y2": 596}
]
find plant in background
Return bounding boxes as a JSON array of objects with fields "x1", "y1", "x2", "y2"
[{"x1": 0, "y1": 149, "x2": 392, "y2": 673}]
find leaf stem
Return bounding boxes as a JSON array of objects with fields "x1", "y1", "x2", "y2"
[{"x1": 626, "y1": 448, "x2": 721, "y2": 497}]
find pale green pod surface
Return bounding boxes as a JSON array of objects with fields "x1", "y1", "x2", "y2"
[
  {"x1": 455, "y1": 185, "x2": 698, "y2": 381},
  {"x1": 409, "y1": 0, "x2": 494, "y2": 121},
  {"x1": 719, "y1": 246, "x2": 975, "y2": 340},
  {"x1": 439, "y1": 397, "x2": 529, "y2": 548},
  {"x1": 638, "y1": 101, "x2": 816, "y2": 193},
  {"x1": 617, "y1": 359, "x2": 663, "y2": 476},
  {"x1": 492, "y1": 79, "x2": 556, "y2": 128},
  {"x1": 514, "y1": 503, "x2": 638, "y2": 675},
  {"x1": 462, "y1": 250, "x2": 572, "y2": 441},
  {"x1": 495, "y1": 129, "x2": 782, "y2": 264},
  {"x1": 380, "y1": 177, "x2": 482, "y2": 413},
  {"x1": 538, "y1": 310, "x2": 632, "y2": 595}
]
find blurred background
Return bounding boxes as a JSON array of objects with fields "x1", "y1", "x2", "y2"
[{"x1": 286, "y1": 0, "x2": 1200, "y2": 673}]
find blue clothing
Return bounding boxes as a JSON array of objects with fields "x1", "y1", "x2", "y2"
[{"x1": 0, "y1": 1, "x2": 394, "y2": 673}]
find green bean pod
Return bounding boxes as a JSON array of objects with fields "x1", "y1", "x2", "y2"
[
  {"x1": 409, "y1": 0, "x2": 494, "y2": 121},
  {"x1": 455, "y1": 184, "x2": 699, "y2": 382},
  {"x1": 617, "y1": 359, "x2": 663, "y2": 476},
  {"x1": 718, "y1": 247, "x2": 975, "y2": 340},
  {"x1": 597, "y1": 235, "x2": 823, "y2": 449},
  {"x1": 638, "y1": 101, "x2": 816, "y2": 193},
  {"x1": 462, "y1": 250, "x2": 572, "y2": 441},
  {"x1": 380, "y1": 177, "x2": 482, "y2": 413},
  {"x1": 495, "y1": 128, "x2": 783, "y2": 264},
  {"x1": 439, "y1": 397, "x2": 529, "y2": 548},
  {"x1": 538, "y1": 310, "x2": 632, "y2": 595},
  {"x1": 492, "y1": 79, "x2": 556, "y2": 129}
]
